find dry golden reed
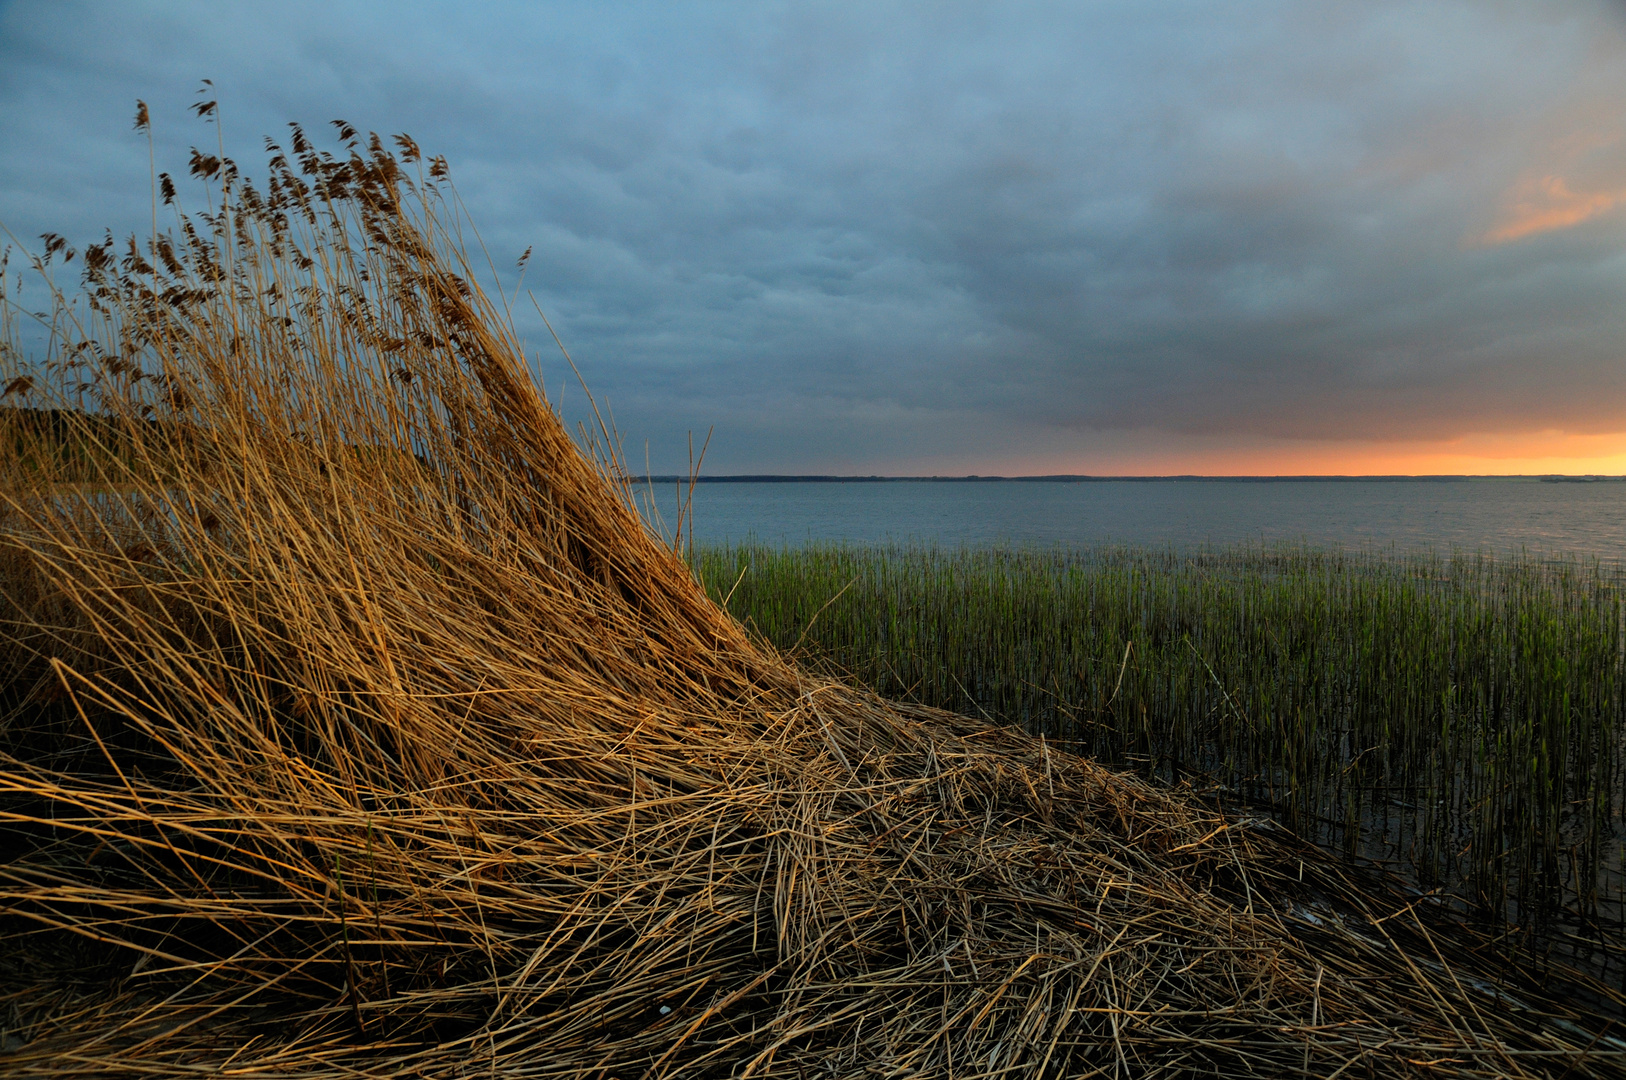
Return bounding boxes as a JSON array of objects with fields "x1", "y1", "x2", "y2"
[{"x1": 0, "y1": 114, "x2": 1623, "y2": 1077}]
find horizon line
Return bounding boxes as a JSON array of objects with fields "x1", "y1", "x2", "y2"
[{"x1": 633, "y1": 473, "x2": 1626, "y2": 483}]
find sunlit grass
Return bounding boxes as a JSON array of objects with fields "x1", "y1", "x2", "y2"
[{"x1": 5, "y1": 106, "x2": 1626, "y2": 1073}]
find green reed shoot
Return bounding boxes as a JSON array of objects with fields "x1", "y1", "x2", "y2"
[{"x1": 693, "y1": 540, "x2": 1626, "y2": 960}]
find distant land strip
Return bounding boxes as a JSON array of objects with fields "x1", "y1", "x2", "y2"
[{"x1": 634, "y1": 474, "x2": 1626, "y2": 483}]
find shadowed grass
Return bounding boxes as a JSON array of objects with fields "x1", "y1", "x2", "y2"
[
  {"x1": 694, "y1": 541, "x2": 1626, "y2": 969},
  {"x1": 699, "y1": 543, "x2": 1626, "y2": 956}
]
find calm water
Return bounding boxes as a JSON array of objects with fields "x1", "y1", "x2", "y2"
[{"x1": 649, "y1": 479, "x2": 1626, "y2": 561}]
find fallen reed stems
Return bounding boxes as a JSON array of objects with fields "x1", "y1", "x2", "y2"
[{"x1": 0, "y1": 116, "x2": 1623, "y2": 1076}]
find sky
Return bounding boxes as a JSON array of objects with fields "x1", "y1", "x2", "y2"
[{"x1": 4, "y1": 1, "x2": 1626, "y2": 476}]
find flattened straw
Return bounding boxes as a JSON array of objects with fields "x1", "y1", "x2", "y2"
[{"x1": 0, "y1": 120, "x2": 1623, "y2": 1080}]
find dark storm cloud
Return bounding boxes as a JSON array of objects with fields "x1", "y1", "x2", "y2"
[{"x1": 4, "y1": 1, "x2": 1625, "y2": 471}]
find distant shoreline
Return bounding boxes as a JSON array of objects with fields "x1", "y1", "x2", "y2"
[{"x1": 635, "y1": 473, "x2": 1626, "y2": 483}]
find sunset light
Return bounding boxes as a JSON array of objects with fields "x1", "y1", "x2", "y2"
[{"x1": 1482, "y1": 174, "x2": 1626, "y2": 245}]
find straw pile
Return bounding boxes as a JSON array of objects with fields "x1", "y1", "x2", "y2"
[{"x1": 2, "y1": 123, "x2": 1623, "y2": 1078}]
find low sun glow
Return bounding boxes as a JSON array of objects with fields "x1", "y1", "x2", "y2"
[{"x1": 1017, "y1": 429, "x2": 1626, "y2": 477}]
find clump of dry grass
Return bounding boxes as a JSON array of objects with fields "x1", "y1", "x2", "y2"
[{"x1": 1, "y1": 115, "x2": 1623, "y2": 1078}]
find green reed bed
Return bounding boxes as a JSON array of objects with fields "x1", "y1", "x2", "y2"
[{"x1": 693, "y1": 540, "x2": 1626, "y2": 964}]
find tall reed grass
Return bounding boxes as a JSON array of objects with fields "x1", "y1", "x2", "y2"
[
  {"x1": 694, "y1": 542, "x2": 1626, "y2": 961},
  {"x1": 2, "y1": 109, "x2": 1625, "y2": 1076}
]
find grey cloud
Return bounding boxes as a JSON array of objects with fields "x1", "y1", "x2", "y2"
[{"x1": 4, "y1": 0, "x2": 1626, "y2": 471}]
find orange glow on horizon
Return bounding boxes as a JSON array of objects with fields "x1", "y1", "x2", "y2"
[{"x1": 941, "y1": 429, "x2": 1626, "y2": 478}]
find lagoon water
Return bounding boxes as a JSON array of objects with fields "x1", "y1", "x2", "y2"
[{"x1": 657, "y1": 479, "x2": 1626, "y2": 562}]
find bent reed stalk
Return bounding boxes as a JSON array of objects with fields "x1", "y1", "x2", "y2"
[{"x1": 2, "y1": 117, "x2": 1625, "y2": 1077}]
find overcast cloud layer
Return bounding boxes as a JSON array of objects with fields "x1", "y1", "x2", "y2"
[{"x1": 4, "y1": 1, "x2": 1626, "y2": 473}]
